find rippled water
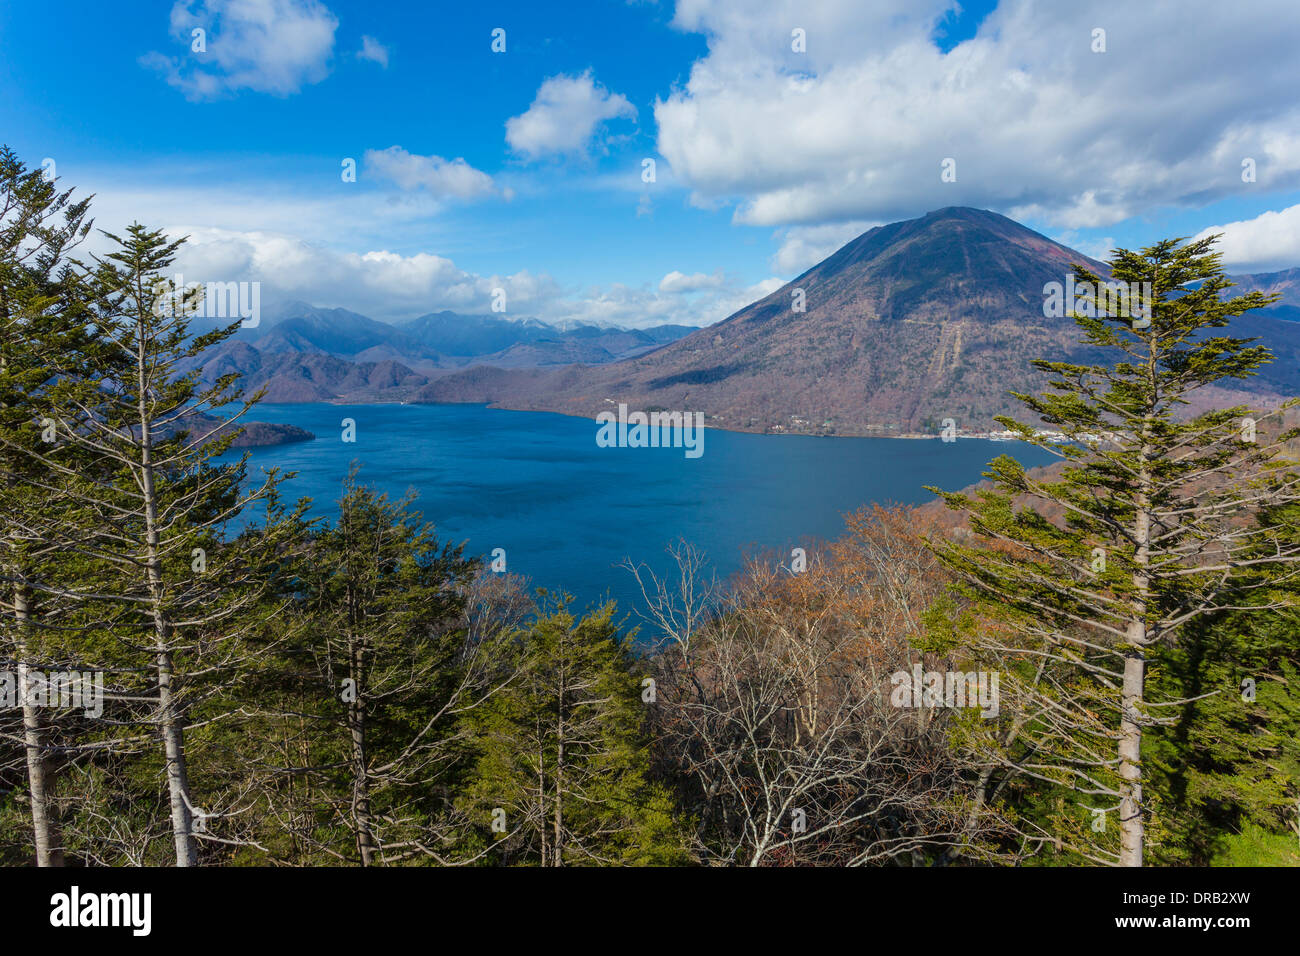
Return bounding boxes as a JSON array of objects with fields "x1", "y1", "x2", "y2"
[{"x1": 221, "y1": 403, "x2": 1052, "y2": 620}]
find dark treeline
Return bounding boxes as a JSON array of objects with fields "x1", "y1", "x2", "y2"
[{"x1": 2, "y1": 149, "x2": 1298, "y2": 867}]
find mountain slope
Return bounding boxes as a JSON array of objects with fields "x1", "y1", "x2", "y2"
[
  {"x1": 398, "y1": 311, "x2": 554, "y2": 356},
  {"x1": 419, "y1": 207, "x2": 1300, "y2": 433},
  {"x1": 255, "y1": 309, "x2": 430, "y2": 359},
  {"x1": 184, "y1": 342, "x2": 431, "y2": 402},
  {"x1": 1226, "y1": 266, "x2": 1300, "y2": 306},
  {"x1": 397, "y1": 310, "x2": 694, "y2": 364},
  {"x1": 181, "y1": 303, "x2": 697, "y2": 402},
  {"x1": 1224, "y1": 267, "x2": 1300, "y2": 322},
  {"x1": 420, "y1": 208, "x2": 1108, "y2": 431}
]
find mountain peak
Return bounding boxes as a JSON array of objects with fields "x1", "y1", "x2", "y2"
[
  {"x1": 800, "y1": 205, "x2": 1104, "y2": 299},
  {"x1": 920, "y1": 205, "x2": 1008, "y2": 222},
  {"x1": 406, "y1": 206, "x2": 1300, "y2": 437}
]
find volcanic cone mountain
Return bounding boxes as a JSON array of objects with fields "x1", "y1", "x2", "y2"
[{"x1": 418, "y1": 207, "x2": 1299, "y2": 433}]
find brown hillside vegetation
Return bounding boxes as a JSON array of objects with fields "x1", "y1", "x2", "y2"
[{"x1": 417, "y1": 208, "x2": 1300, "y2": 435}]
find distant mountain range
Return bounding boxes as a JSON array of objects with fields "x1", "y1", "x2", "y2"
[
  {"x1": 1218, "y1": 266, "x2": 1300, "y2": 321},
  {"x1": 199, "y1": 207, "x2": 1300, "y2": 435},
  {"x1": 418, "y1": 207, "x2": 1300, "y2": 433},
  {"x1": 185, "y1": 305, "x2": 697, "y2": 403}
]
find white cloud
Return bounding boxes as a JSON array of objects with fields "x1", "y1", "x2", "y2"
[
  {"x1": 556, "y1": 275, "x2": 781, "y2": 328},
  {"x1": 169, "y1": 226, "x2": 562, "y2": 321},
  {"x1": 68, "y1": 162, "x2": 778, "y2": 331},
  {"x1": 77, "y1": 174, "x2": 450, "y2": 256},
  {"x1": 356, "y1": 35, "x2": 389, "y2": 68},
  {"x1": 1194, "y1": 204, "x2": 1300, "y2": 273},
  {"x1": 363, "y1": 146, "x2": 504, "y2": 201},
  {"x1": 771, "y1": 221, "x2": 877, "y2": 274},
  {"x1": 656, "y1": 0, "x2": 1300, "y2": 228},
  {"x1": 506, "y1": 72, "x2": 638, "y2": 160},
  {"x1": 1053, "y1": 231, "x2": 1117, "y2": 264},
  {"x1": 42, "y1": 182, "x2": 755, "y2": 330},
  {"x1": 142, "y1": 0, "x2": 338, "y2": 100},
  {"x1": 156, "y1": 225, "x2": 780, "y2": 328},
  {"x1": 659, "y1": 269, "x2": 726, "y2": 293}
]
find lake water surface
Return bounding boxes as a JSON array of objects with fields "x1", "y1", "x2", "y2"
[{"x1": 223, "y1": 403, "x2": 1053, "y2": 620}]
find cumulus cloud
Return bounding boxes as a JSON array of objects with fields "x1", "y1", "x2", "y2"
[
  {"x1": 506, "y1": 72, "x2": 638, "y2": 160},
  {"x1": 157, "y1": 224, "x2": 780, "y2": 328},
  {"x1": 363, "y1": 146, "x2": 504, "y2": 201},
  {"x1": 771, "y1": 221, "x2": 877, "y2": 274},
  {"x1": 356, "y1": 35, "x2": 389, "y2": 68},
  {"x1": 659, "y1": 269, "x2": 726, "y2": 293},
  {"x1": 1054, "y1": 232, "x2": 1117, "y2": 264},
  {"x1": 1194, "y1": 204, "x2": 1300, "y2": 273},
  {"x1": 169, "y1": 226, "x2": 562, "y2": 322},
  {"x1": 655, "y1": 0, "x2": 1300, "y2": 228},
  {"x1": 80, "y1": 163, "x2": 774, "y2": 329},
  {"x1": 557, "y1": 275, "x2": 782, "y2": 328},
  {"x1": 142, "y1": 0, "x2": 338, "y2": 100},
  {"x1": 77, "y1": 173, "x2": 452, "y2": 257}
]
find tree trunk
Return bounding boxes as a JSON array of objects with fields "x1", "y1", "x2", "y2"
[
  {"x1": 554, "y1": 710, "x2": 564, "y2": 867},
  {"x1": 1118, "y1": 642, "x2": 1145, "y2": 866},
  {"x1": 537, "y1": 722, "x2": 547, "y2": 865},
  {"x1": 14, "y1": 582, "x2": 64, "y2": 865},
  {"x1": 156, "y1": 645, "x2": 196, "y2": 866},
  {"x1": 1119, "y1": 426, "x2": 1154, "y2": 867},
  {"x1": 348, "y1": 637, "x2": 377, "y2": 866},
  {"x1": 137, "y1": 332, "x2": 196, "y2": 867}
]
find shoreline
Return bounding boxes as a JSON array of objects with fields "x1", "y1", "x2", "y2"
[{"x1": 254, "y1": 397, "x2": 1048, "y2": 444}]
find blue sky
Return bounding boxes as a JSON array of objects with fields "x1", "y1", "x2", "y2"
[{"x1": 2, "y1": 0, "x2": 1298, "y2": 326}]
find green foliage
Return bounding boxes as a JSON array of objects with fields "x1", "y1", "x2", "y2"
[
  {"x1": 916, "y1": 593, "x2": 979, "y2": 656},
  {"x1": 281, "y1": 472, "x2": 477, "y2": 864},
  {"x1": 1147, "y1": 504, "x2": 1300, "y2": 865},
  {"x1": 1210, "y1": 824, "x2": 1300, "y2": 867},
  {"x1": 927, "y1": 235, "x2": 1300, "y2": 865},
  {"x1": 460, "y1": 600, "x2": 690, "y2": 866},
  {"x1": 0, "y1": 145, "x2": 97, "y2": 866},
  {"x1": 4, "y1": 147, "x2": 1297, "y2": 869}
]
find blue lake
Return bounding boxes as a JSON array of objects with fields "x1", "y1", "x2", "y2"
[{"x1": 222, "y1": 403, "x2": 1052, "y2": 621}]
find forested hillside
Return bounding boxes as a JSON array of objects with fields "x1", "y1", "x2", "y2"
[{"x1": 3, "y1": 151, "x2": 1298, "y2": 868}]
